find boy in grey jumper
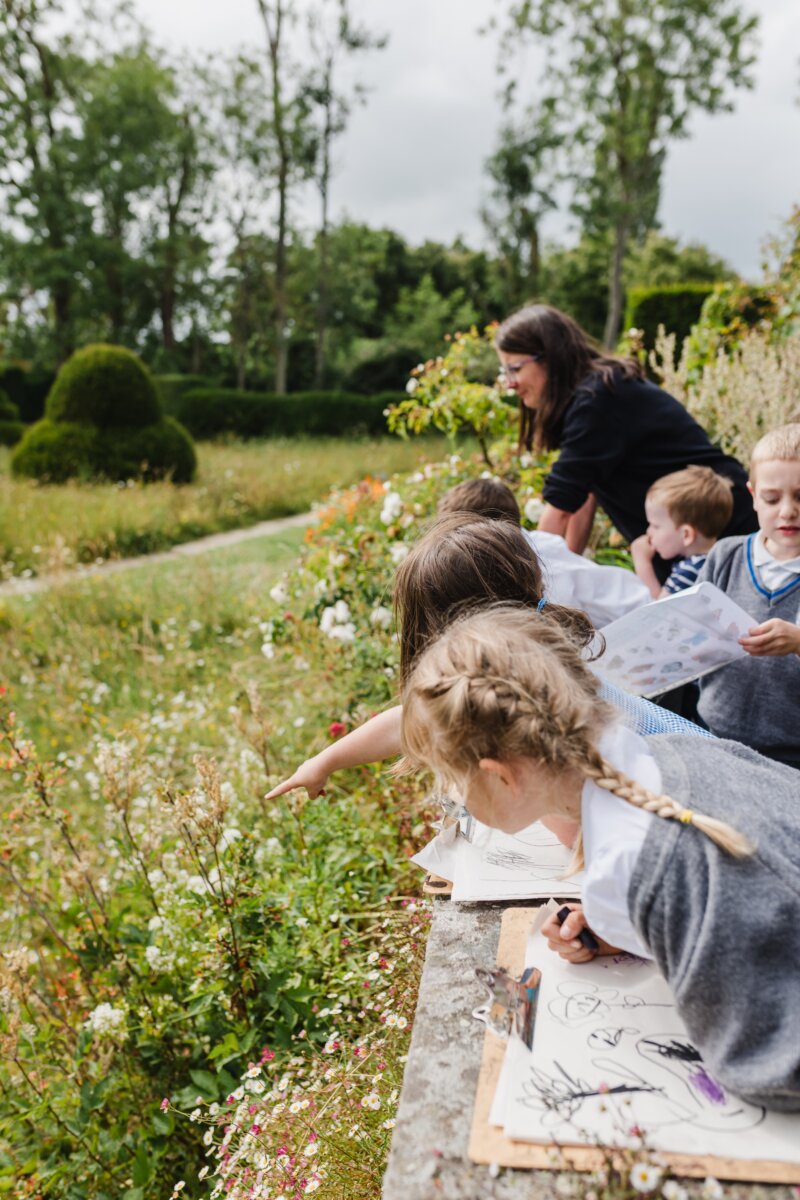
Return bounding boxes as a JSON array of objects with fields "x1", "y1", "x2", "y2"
[{"x1": 696, "y1": 424, "x2": 800, "y2": 768}]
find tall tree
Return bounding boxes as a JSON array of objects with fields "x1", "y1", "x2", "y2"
[
  {"x1": 305, "y1": 0, "x2": 386, "y2": 387},
  {"x1": 0, "y1": 0, "x2": 92, "y2": 361},
  {"x1": 254, "y1": 0, "x2": 316, "y2": 393},
  {"x1": 481, "y1": 105, "x2": 561, "y2": 311},
  {"x1": 497, "y1": 0, "x2": 758, "y2": 345}
]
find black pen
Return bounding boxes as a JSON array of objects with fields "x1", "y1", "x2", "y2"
[{"x1": 556, "y1": 905, "x2": 600, "y2": 953}]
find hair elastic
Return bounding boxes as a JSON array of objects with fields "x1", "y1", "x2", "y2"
[
  {"x1": 537, "y1": 597, "x2": 548, "y2": 612},
  {"x1": 679, "y1": 809, "x2": 694, "y2": 825}
]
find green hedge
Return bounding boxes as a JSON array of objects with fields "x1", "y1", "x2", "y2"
[
  {"x1": 0, "y1": 389, "x2": 24, "y2": 446},
  {"x1": 175, "y1": 389, "x2": 404, "y2": 440},
  {"x1": 344, "y1": 345, "x2": 423, "y2": 394},
  {"x1": 624, "y1": 284, "x2": 717, "y2": 349},
  {"x1": 156, "y1": 373, "x2": 211, "y2": 418}
]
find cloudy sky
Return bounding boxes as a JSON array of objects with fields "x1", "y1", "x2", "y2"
[{"x1": 131, "y1": 0, "x2": 799, "y2": 278}]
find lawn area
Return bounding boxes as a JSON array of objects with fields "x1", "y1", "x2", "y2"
[{"x1": 0, "y1": 433, "x2": 463, "y2": 579}]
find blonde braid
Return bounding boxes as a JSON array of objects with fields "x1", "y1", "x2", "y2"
[{"x1": 583, "y1": 750, "x2": 753, "y2": 859}]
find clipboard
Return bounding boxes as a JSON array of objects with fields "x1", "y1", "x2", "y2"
[{"x1": 468, "y1": 907, "x2": 800, "y2": 1183}]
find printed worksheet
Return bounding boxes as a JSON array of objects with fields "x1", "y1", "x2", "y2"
[{"x1": 595, "y1": 582, "x2": 754, "y2": 697}]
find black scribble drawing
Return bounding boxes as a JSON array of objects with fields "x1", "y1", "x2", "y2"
[
  {"x1": 484, "y1": 848, "x2": 543, "y2": 873},
  {"x1": 548, "y1": 982, "x2": 673, "y2": 1029},
  {"x1": 519, "y1": 1058, "x2": 665, "y2": 1124},
  {"x1": 636, "y1": 1034, "x2": 766, "y2": 1132},
  {"x1": 588, "y1": 1027, "x2": 635, "y2": 1049}
]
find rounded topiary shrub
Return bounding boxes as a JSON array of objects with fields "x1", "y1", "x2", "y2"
[
  {"x1": 12, "y1": 345, "x2": 197, "y2": 484},
  {"x1": 94, "y1": 417, "x2": 197, "y2": 483},
  {"x1": 47, "y1": 344, "x2": 161, "y2": 428},
  {"x1": 10, "y1": 420, "x2": 100, "y2": 482}
]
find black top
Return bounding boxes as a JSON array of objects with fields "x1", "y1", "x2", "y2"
[{"x1": 541, "y1": 371, "x2": 757, "y2": 543}]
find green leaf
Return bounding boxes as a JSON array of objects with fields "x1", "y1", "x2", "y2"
[
  {"x1": 189, "y1": 1068, "x2": 218, "y2": 1098},
  {"x1": 131, "y1": 1144, "x2": 152, "y2": 1188}
]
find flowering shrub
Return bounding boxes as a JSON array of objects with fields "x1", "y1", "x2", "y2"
[
  {"x1": 386, "y1": 326, "x2": 517, "y2": 466},
  {"x1": 650, "y1": 326, "x2": 800, "y2": 463}
]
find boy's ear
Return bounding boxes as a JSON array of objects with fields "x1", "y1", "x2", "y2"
[{"x1": 679, "y1": 522, "x2": 697, "y2": 549}]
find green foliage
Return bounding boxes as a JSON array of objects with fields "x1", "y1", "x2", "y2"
[
  {"x1": 156, "y1": 373, "x2": 212, "y2": 417},
  {"x1": 11, "y1": 419, "x2": 100, "y2": 482},
  {"x1": 383, "y1": 273, "x2": 479, "y2": 360},
  {"x1": 0, "y1": 389, "x2": 19, "y2": 421},
  {"x1": 0, "y1": 363, "x2": 54, "y2": 423},
  {"x1": 500, "y1": 0, "x2": 758, "y2": 343},
  {"x1": 386, "y1": 326, "x2": 517, "y2": 466},
  {"x1": 47, "y1": 344, "x2": 162, "y2": 428},
  {"x1": 176, "y1": 388, "x2": 398, "y2": 440},
  {"x1": 624, "y1": 284, "x2": 717, "y2": 350},
  {"x1": 344, "y1": 345, "x2": 424, "y2": 394}
]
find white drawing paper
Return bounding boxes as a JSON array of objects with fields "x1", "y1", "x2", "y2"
[
  {"x1": 497, "y1": 936, "x2": 800, "y2": 1162},
  {"x1": 412, "y1": 821, "x2": 582, "y2": 901},
  {"x1": 451, "y1": 822, "x2": 581, "y2": 903},
  {"x1": 595, "y1": 582, "x2": 754, "y2": 697}
]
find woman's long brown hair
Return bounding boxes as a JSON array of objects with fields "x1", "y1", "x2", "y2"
[
  {"x1": 495, "y1": 304, "x2": 643, "y2": 453},
  {"x1": 392, "y1": 513, "x2": 596, "y2": 684}
]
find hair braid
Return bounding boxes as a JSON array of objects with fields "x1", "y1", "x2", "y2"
[{"x1": 582, "y1": 750, "x2": 753, "y2": 859}]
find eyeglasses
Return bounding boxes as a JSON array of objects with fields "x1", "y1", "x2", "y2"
[{"x1": 498, "y1": 355, "x2": 541, "y2": 381}]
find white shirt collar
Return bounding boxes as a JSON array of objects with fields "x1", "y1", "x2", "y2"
[{"x1": 751, "y1": 531, "x2": 800, "y2": 576}]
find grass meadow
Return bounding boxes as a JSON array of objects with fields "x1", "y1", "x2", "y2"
[{"x1": 0, "y1": 434, "x2": 460, "y2": 580}]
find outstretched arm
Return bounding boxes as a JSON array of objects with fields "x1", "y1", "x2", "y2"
[{"x1": 264, "y1": 706, "x2": 403, "y2": 800}]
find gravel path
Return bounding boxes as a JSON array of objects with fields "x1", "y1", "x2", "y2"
[{"x1": 0, "y1": 510, "x2": 315, "y2": 598}]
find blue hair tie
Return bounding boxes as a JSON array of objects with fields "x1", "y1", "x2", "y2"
[{"x1": 537, "y1": 596, "x2": 548, "y2": 612}]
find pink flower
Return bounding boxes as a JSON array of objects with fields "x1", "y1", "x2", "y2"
[
  {"x1": 328, "y1": 722, "x2": 347, "y2": 738},
  {"x1": 160, "y1": 1098, "x2": 170, "y2": 1111}
]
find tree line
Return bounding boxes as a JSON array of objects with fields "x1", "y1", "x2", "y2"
[{"x1": 0, "y1": 0, "x2": 758, "y2": 392}]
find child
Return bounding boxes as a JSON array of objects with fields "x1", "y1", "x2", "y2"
[
  {"x1": 266, "y1": 514, "x2": 710, "y2": 806},
  {"x1": 438, "y1": 478, "x2": 650, "y2": 627},
  {"x1": 630, "y1": 466, "x2": 734, "y2": 599},
  {"x1": 401, "y1": 603, "x2": 800, "y2": 1111},
  {"x1": 696, "y1": 424, "x2": 800, "y2": 768}
]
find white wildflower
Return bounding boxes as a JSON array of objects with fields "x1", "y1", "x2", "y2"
[
  {"x1": 269, "y1": 581, "x2": 289, "y2": 604},
  {"x1": 380, "y1": 492, "x2": 403, "y2": 525},
  {"x1": 389, "y1": 543, "x2": 409, "y2": 565},
  {"x1": 631, "y1": 1164, "x2": 662, "y2": 1193},
  {"x1": 84, "y1": 1002, "x2": 128, "y2": 1044},
  {"x1": 404, "y1": 378, "x2": 418, "y2": 394},
  {"x1": 370, "y1": 605, "x2": 392, "y2": 629},
  {"x1": 524, "y1": 496, "x2": 544, "y2": 524}
]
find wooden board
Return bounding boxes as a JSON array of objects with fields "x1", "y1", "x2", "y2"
[
  {"x1": 468, "y1": 907, "x2": 800, "y2": 1184},
  {"x1": 421, "y1": 872, "x2": 453, "y2": 897}
]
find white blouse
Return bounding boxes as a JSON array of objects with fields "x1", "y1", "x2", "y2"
[{"x1": 580, "y1": 723, "x2": 660, "y2": 959}]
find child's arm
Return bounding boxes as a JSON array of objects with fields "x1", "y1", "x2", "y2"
[
  {"x1": 739, "y1": 619, "x2": 800, "y2": 658},
  {"x1": 539, "y1": 903, "x2": 621, "y2": 963},
  {"x1": 630, "y1": 535, "x2": 663, "y2": 599},
  {"x1": 264, "y1": 706, "x2": 403, "y2": 800}
]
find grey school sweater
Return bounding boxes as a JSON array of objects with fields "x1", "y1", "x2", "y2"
[
  {"x1": 629, "y1": 734, "x2": 800, "y2": 1110},
  {"x1": 696, "y1": 535, "x2": 800, "y2": 761}
]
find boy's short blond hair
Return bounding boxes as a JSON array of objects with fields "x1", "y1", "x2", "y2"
[
  {"x1": 646, "y1": 465, "x2": 734, "y2": 539},
  {"x1": 750, "y1": 423, "x2": 800, "y2": 478},
  {"x1": 437, "y1": 477, "x2": 521, "y2": 523}
]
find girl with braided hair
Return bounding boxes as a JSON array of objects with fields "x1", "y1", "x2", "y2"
[
  {"x1": 401, "y1": 603, "x2": 800, "y2": 1111},
  {"x1": 267, "y1": 514, "x2": 712, "y2": 806}
]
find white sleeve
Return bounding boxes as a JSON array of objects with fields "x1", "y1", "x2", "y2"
[
  {"x1": 582, "y1": 840, "x2": 653, "y2": 960},
  {"x1": 525, "y1": 530, "x2": 649, "y2": 627}
]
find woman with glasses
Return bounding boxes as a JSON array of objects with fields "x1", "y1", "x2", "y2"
[{"x1": 496, "y1": 304, "x2": 756, "y2": 570}]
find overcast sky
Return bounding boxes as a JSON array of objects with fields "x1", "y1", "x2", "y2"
[{"x1": 131, "y1": 0, "x2": 800, "y2": 278}]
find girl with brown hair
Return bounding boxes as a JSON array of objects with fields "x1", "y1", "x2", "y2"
[
  {"x1": 401, "y1": 603, "x2": 800, "y2": 1111},
  {"x1": 495, "y1": 304, "x2": 757, "y2": 566},
  {"x1": 266, "y1": 515, "x2": 709, "y2": 805}
]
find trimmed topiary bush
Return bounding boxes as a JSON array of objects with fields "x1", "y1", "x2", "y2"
[
  {"x1": 11, "y1": 345, "x2": 196, "y2": 484},
  {"x1": 10, "y1": 420, "x2": 100, "y2": 482},
  {"x1": 47, "y1": 344, "x2": 162, "y2": 427},
  {"x1": 94, "y1": 417, "x2": 197, "y2": 483},
  {"x1": 0, "y1": 389, "x2": 25, "y2": 446}
]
